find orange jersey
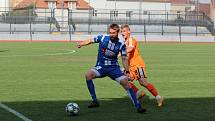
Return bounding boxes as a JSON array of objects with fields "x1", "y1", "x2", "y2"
[{"x1": 125, "y1": 37, "x2": 145, "y2": 68}]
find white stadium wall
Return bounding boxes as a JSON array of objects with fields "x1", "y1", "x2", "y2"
[
  {"x1": 86, "y1": 0, "x2": 171, "y2": 11},
  {"x1": 0, "y1": 0, "x2": 10, "y2": 11}
]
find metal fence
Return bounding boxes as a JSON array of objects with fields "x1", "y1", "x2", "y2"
[
  {"x1": 68, "y1": 9, "x2": 214, "y2": 35},
  {"x1": 0, "y1": 8, "x2": 214, "y2": 40}
]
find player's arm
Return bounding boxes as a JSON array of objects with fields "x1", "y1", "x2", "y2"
[
  {"x1": 121, "y1": 55, "x2": 129, "y2": 74},
  {"x1": 121, "y1": 44, "x2": 129, "y2": 74},
  {"x1": 77, "y1": 35, "x2": 103, "y2": 48},
  {"x1": 77, "y1": 39, "x2": 93, "y2": 48},
  {"x1": 126, "y1": 37, "x2": 136, "y2": 53}
]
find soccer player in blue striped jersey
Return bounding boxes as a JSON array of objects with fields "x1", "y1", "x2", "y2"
[{"x1": 77, "y1": 24, "x2": 146, "y2": 113}]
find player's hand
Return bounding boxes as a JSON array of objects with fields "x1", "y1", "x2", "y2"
[
  {"x1": 126, "y1": 74, "x2": 133, "y2": 82},
  {"x1": 128, "y1": 76, "x2": 134, "y2": 81},
  {"x1": 124, "y1": 70, "x2": 130, "y2": 78},
  {"x1": 126, "y1": 74, "x2": 130, "y2": 79}
]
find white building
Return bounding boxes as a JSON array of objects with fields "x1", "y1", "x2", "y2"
[
  {"x1": 0, "y1": 0, "x2": 10, "y2": 12},
  {"x1": 80, "y1": 0, "x2": 197, "y2": 18},
  {"x1": 86, "y1": 0, "x2": 171, "y2": 11},
  {"x1": 69, "y1": 0, "x2": 172, "y2": 21}
]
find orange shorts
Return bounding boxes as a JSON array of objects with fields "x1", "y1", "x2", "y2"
[{"x1": 129, "y1": 66, "x2": 147, "y2": 81}]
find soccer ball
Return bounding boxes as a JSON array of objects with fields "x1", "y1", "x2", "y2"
[{"x1": 65, "y1": 102, "x2": 80, "y2": 116}]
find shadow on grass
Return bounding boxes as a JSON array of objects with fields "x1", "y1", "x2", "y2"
[
  {"x1": 0, "y1": 50, "x2": 9, "y2": 53},
  {"x1": 1, "y1": 97, "x2": 215, "y2": 121}
]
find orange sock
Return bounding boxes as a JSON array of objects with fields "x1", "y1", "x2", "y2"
[
  {"x1": 129, "y1": 82, "x2": 139, "y2": 93},
  {"x1": 145, "y1": 83, "x2": 158, "y2": 97}
]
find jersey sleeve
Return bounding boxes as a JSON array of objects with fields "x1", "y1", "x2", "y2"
[{"x1": 93, "y1": 35, "x2": 103, "y2": 43}]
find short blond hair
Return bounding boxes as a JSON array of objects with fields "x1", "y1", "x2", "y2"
[{"x1": 121, "y1": 24, "x2": 130, "y2": 30}]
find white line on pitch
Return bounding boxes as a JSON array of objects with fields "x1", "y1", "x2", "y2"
[
  {"x1": 0, "y1": 102, "x2": 32, "y2": 121},
  {"x1": 0, "y1": 50, "x2": 76, "y2": 58}
]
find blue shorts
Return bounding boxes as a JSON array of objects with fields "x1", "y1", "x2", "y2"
[{"x1": 91, "y1": 65, "x2": 126, "y2": 83}]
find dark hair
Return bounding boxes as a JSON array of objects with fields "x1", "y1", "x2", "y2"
[
  {"x1": 121, "y1": 24, "x2": 130, "y2": 30},
  {"x1": 109, "y1": 23, "x2": 120, "y2": 32}
]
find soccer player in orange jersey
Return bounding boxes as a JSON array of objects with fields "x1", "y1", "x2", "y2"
[{"x1": 121, "y1": 24, "x2": 163, "y2": 107}]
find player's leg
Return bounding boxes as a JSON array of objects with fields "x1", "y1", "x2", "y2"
[
  {"x1": 137, "y1": 67, "x2": 163, "y2": 107},
  {"x1": 129, "y1": 82, "x2": 145, "y2": 99},
  {"x1": 110, "y1": 66, "x2": 146, "y2": 113},
  {"x1": 128, "y1": 82, "x2": 138, "y2": 93},
  {"x1": 119, "y1": 78, "x2": 146, "y2": 113},
  {"x1": 139, "y1": 78, "x2": 158, "y2": 96},
  {"x1": 129, "y1": 70, "x2": 146, "y2": 99},
  {"x1": 85, "y1": 66, "x2": 103, "y2": 108},
  {"x1": 139, "y1": 78, "x2": 163, "y2": 107}
]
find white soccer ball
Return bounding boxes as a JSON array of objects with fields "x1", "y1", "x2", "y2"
[{"x1": 65, "y1": 102, "x2": 80, "y2": 116}]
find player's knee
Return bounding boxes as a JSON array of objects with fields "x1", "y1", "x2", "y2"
[
  {"x1": 120, "y1": 80, "x2": 130, "y2": 90},
  {"x1": 85, "y1": 71, "x2": 95, "y2": 80}
]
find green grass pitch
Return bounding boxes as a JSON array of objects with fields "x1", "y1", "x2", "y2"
[{"x1": 0, "y1": 42, "x2": 215, "y2": 121}]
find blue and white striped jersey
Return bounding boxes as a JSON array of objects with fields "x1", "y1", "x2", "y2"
[{"x1": 93, "y1": 34, "x2": 127, "y2": 66}]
